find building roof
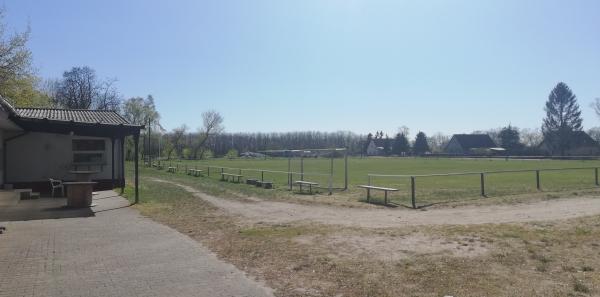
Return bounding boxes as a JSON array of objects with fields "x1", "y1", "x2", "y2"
[
  {"x1": 0, "y1": 96, "x2": 142, "y2": 137},
  {"x1": 14, "y1": 107, "x2": 131, "y2": 126},
  {"x1": 540, "y1": 131, "x2": 599, "y2": 148},
  {"x1": 451, "y1": 134, "x2": 497, "y2": 150}
]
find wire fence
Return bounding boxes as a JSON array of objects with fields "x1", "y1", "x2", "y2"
[
  {"x1": 367, "y1": 167, "x2": 600, "y2": 208},
  {"x1": 155, "y1": 160, "x2": 343, "y2": 194}
]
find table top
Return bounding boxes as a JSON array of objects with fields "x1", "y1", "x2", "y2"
[
  {"x1": 69, "y1": 171, "x2": 100, "y2": 174},
  {"x1": 63, "y1": 181, "x2": 98, "y2": 185}
]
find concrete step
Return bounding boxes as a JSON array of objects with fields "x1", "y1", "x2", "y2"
[{"x1": 0, "y1": 191, "x2": 19, "y2": 206}]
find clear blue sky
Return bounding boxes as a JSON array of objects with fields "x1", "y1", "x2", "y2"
[{"x1": 5, "y1": 0, "x2": 600, "y2": 136}]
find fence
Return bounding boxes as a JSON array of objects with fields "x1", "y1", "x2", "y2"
[
  {"x1": 158, "y1": 161, "x2": 339, "y2": 194},
  {"x1": 368, "y1": 167, "x2": 600, "y2": 208}
]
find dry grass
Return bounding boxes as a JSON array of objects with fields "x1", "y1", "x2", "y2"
[{"x1": 124, "y1": 173, "x2": 600, "y2": 296}]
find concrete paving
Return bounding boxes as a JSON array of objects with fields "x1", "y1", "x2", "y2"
[{"x1": 0, "y1": 191, "x2": 273, "y2": 297}]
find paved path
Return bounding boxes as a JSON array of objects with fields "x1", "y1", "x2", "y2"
[{"x1": 0, "y1": 191, "x2": 273, "y2": 297}]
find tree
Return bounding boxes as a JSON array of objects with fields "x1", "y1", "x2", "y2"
[
  {"x1": 170, "y1": 125, "x2": 188, "y2": 158},
  {"x1": 542, "y1": 82, "x2": 583, "y2": 155},
  {"x1": 427, "y1": 132, "x2": 449, "y2": 153},
  {"x1": 392, "y1": 133, "x2": 410, "y2": 155},
  {"x1": 498, "y1": 125, "x2": 522, "y2": 154},
  {"x1": 0, "y1": 9, "x2": 51, "y2": 108},
  {"x1": 383, "y1": 135, "x2": 391, "y2": 155},
  {"x1": 51, "y1": 66, "x2": 121, "y2": 110},
  {"x1": 364, "y1": 133, "x2": 373, "y2": 155},
  {"x1": 413, "y1": 132, "x2": 430, "y2": 155},
  {"x1": 196, "y1": 110, "x2": 224, "y2": 159},
  {"x1": 122, "y1": 95, "x2": 161, "y2": 160},
  {"x1": 520, "y1": 128, "x2": 543, "y2": 148}
]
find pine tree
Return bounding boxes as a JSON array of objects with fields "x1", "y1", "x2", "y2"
[
  {"x1": 542, "y1": 82, "x2": 583, "y2": 155},
  {"x1": 413, "y1": 132, "x2": 430, "y2": 155},
  {"x1": 499, "y1": 125, "x2": 522, "y2": 154},
  {"x1": 392, "y1": 133, "x2": 410, "y2": 155}
]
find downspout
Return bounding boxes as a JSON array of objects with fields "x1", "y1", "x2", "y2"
[{"x1": 3, "y1": 132, "x2": 28, "y2": 185}]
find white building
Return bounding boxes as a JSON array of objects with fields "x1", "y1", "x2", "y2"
[{"x1": 0, "y1": 97, "x2": 143, "y2": 195}]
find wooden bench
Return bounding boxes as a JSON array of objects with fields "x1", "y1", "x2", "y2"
[
  {"x1": 294, "y1": 181, "x2": 319, "y2": 194},
  {"x1": 167, "y1": 166, "x2": 177, "y2": 173},
  {"x1": 246, "y1": 178, "x2": 258, "y2": 185},
  {"x1": 187, "y1": 169, "x2": 204, "y2": 177},
  {"x1": 357, "y1": 185, "x2": 399, "y2": 205},
  {"x1": 255, "y1": 180, "x2": 273, "y2": 189},
  {"x1": 221, "y1": 173, "x2": 243, "y2": 183}
]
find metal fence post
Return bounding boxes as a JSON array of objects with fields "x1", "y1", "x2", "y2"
[
  {"x1": 368, "y1": 175, "x2": 372, "y2": 186},
  {"x1": 480, "y1": 173, "x2": 485, "y2": 197},
  {"x1": 411, "y1": 176, "x2": 416, "y2": 209},
  {"x1": 536, "y1": 170, "x2": 540, "y2": 190},
  {"x1": 207, "y1": 166, "x2": 210, "y2": 177},
  {"x1": 261, "y1": 170, "x2": 264, "y2": 182},
  {"x1": 595, "y1": 168, "x2": 599, "y2": 186}
]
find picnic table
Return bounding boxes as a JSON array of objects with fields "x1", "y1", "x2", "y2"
[
  {"x1": 187, "y1": 169, "x2": 204, "y2": 177},
  {"x1": 221, "y1": 173, "x2": 243, "y2": 183},
  {"x1": 294, "y1": 181, "x2": 319, "y2": 194},
  {"x1": 167, "y1": 167, "x2": 177, "y2": 173},
  {"x1": 255, "y1": 180, "x2": 273, "y2": 189},
  {"x1": 357, "y1": 185, "x2": 399, "y2": 205}
]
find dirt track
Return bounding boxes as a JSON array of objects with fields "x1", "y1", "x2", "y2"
[{"x1": 152, "y1": 178, "x2": 600, "y2": 227}]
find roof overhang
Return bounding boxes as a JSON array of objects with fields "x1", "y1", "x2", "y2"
[{"x1": 8, "y1": 115, "x2": 142, "y2": 138}]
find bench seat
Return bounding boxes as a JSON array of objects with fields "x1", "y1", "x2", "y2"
[
  {"x1": 357, "y1": 185, "x2": 399, "y2": 205},
  {"x1": 294, "y1": 181, "x2": 319, "y2": 194}
]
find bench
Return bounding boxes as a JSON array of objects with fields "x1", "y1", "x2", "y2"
[
  {"x1": 167, "y1": 167, "x2": 177, "y2": 173},
  {"x1": 357, "y1": 185, "x2": 399, "y2": 205},
  {"x1": 246, "y1": 178, "x2": 258, "y2": 185},
  {"x1": 221, "y1": 173, "x2": 243, "y2": 183},
  {"x1": 294, "y1": 181, "x2": 319, "y2": 194},
  {"x1": 187, "y1": 169, "x2": 204, "y2": 177},
  {"x1": 255, "y1": 180, "x2": 273, "y2": 189}
]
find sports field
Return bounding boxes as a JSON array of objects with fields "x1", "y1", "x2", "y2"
[{"x1": 157, "y1": 157, "x2": 600, "y2": 207}]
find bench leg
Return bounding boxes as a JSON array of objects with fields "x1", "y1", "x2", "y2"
[
  {"x1": 384, "y1": 191, "x2": 388, "y2": 205},
  {"x1": 309, "y1": 184, "x2": 312, "y2": 194},
  {"x1": 299, "y1": 184, "x2": 302, "y2": 193},
  {"x1": 367, "y1": 188, "x2": 370, "y2": 202}
]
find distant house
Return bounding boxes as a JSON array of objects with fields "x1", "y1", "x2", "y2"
[
  {"x1": 445, "y1": 134, "x2": 498, "y2": 155},
  {"x1": 366, "y1": 139, "x2": 389, "y2": 156},
  {"x1": 539, "y1": 131, "x2": 600, "y2": 156}
]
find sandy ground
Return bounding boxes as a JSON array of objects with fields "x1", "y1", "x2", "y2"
[{"x1": 152, "y1": 178, "x2": 600, "y2": 228}]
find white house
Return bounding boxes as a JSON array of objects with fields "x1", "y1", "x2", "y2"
[{"x1": 0, "y1": 96, "x2": 143, "y2": 196}]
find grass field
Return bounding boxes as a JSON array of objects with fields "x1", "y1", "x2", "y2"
[
  {"x1": 124, "y1": 166, "x2": 600, "y2": 296},
  {"x1": 154, "y1": 157, "x2": 600, "y2": 207}
]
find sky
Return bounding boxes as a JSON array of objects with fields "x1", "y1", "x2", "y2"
[{"x1": 5, "y1": 0, "x2": 600, "y2": 137}]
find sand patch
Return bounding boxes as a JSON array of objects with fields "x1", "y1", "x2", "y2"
[{"x1": 294, "y1": 233, "x2": 489, "y2": 261}]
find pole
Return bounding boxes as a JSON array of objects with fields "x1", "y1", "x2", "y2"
[
  {"x1": 111, "y1": 138, "x2": 115, "y2": 188},
  {"x1": 300, "y1": 156, "x2": 304, "y2": 181},
  {"x1": 344, "y1": 149, "x2": 348, "y2": 190},
  {"x1": 134, "y1": 133, "x2": 140, "y2": 204},
  {"x1": 595, "y1": 168, "x2": 599, "y2": 186},
  {"x1": 120, "y1": 137, "x2": 125, "y2": 193},
  {"x1": 411, "y1": 176, "x2": 416, "y2": 209},
  {"x1": 288, "y1": 157, "x2": 292, "y2": 190},
  {"x1": 480, "y1": 173, "x2": 485, "y2": 197},
  {"x1": 329, "y1": 155, "x2": 333, "y2": 195},
  {"x1": 536, "y1": 170, "x2": 540, "y2": 190}
]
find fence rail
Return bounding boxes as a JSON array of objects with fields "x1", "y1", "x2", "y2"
[
  {"x1": 156, "y1": 161, "x2": 340, "y2": 193},
  {"x1": 368, "y1": 167, "x2": 600, "y2": 208}
]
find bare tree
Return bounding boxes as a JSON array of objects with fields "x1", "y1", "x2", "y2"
[
  {"x1": 170, "y1": 125, "x2": 188, "y2": 159},
  {"x1": 196, "y1": 110, "x2": 224, "y2": 159},
  {"x1": 51, "y1": 66, "x2": 122, "y2": 110},
  {"x1": 520, "y1": 128, "x2": 543, "y2": 148}
]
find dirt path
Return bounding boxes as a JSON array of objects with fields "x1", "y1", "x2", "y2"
[{"x1": 152, "y1": 178, "x2": 600, "y2": 227}]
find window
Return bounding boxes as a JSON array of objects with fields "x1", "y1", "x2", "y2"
[
  {"x1": 72, "y1": 139, "x2": 106, "y2": 164},
  {"x1": 72, "y1": 139, "x2": 105, "y2": 151}
]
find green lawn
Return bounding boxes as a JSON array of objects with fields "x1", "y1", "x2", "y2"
[{"x1": 147, "y1": 157, "x2": 600, "y2": 207}]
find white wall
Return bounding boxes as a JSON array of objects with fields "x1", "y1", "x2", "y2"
[{"x1": 6, "y1": 132, "x2": 122, "y2": 182}]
